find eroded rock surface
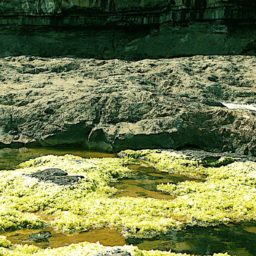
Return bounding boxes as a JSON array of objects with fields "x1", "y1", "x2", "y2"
[{"x1": 0, "y1": 56, "x2": 255, "y2": 155}]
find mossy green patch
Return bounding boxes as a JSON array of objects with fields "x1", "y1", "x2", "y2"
[
  {"x1": 120, "y1": 150, "x2": 206, "y2": 179},
  {"x1": 0, "y1": 236, "x2": 11, "y2": 248},
  {"x1": 0, "y1": 151, "x2": 254, "y2": 255},
  {"x1": 123, "y1": 150, "x2": 256, "y2": 226}
]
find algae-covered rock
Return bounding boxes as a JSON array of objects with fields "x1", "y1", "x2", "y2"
[
  {"x1": 0, "y1": 208, "x2": 44, "y2": 233},
  {"x1": 0, "y1": 152, "x2": 255, "y2": 239},
  {"x1": 1, "y1": 151, "x2": 250, "y2": 255}
]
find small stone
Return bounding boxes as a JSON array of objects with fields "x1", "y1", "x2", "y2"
[
  {"x1": 94, "y1": 248, "x2": 131, "y2": 256},
  {"x1": 29, "y1": 231, "x2": 52, "y2": 242},
  {"x1": 29, "y1": 168, "x2": 68, "y2": 179}
]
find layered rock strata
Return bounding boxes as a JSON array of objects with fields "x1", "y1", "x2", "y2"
[
  {"x1": 0, "y1": 0, "x2": 255, "y2": 26},
  {"x1": 0, "y1": 0, "x2": 255, "y2": 58}
]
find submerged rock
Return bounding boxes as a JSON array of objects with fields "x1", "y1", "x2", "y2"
[
  {"x1": 28, "y1": 231, "x2": 52, "y2": 243},
  {"x1": 94, "y1": 248, "x2": 131, "y2": 256},
  {"x1": 27, "y1": 168, "x2": 84, "y2": 185}
]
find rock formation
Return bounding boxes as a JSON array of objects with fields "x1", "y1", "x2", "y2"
[
  {"x1": 0, "y1": 0, "x2": 256, "y2": 25},
  {"x1": 0, "y1": 1, "x2": 255, "y2": 155},
  {"x1": 0, "y1": 0, "x2": 255, "y2": 58},
  {"x1": 0, "y1": 56, "x2": 255, "y2": 155}
]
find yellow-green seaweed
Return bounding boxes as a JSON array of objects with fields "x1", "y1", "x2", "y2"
[{"x1": 0, "y1": 150, "x2": 254, "y2": 255}]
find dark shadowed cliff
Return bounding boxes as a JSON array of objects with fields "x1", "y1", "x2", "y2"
[{"x1": 0, "y1": 0, "x2": 256, "y2": 58}]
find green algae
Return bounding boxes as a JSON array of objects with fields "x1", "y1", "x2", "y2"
[
  {"x1": 0, "y1": 150, "x2": 255, "y2": 255},
  {"x1": 123, "y1": 150, "x2": 256, "y2": 226},
  {"x1": 120, "y1": 150, "x2": 206, "y2": 179},
  {"x1": 0, "y1": 208, "x2": 44, "y2": 233},
  {"x1": 0, "y1": 236, "x2": 11, "y2": 248}
]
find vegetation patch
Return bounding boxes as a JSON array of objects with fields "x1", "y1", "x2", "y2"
[{"x1": 0, "y1": 151, "x2": 254, "y2": 255}]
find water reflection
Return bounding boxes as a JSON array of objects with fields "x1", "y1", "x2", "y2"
[
  {"x1": 0, "y1": 147, "x2": 115, "y2": 170},
  {"x1": 5, "y1": 223, "x2": 256, "y2": 256},
  {"x1": 113, "y1": 164, "x2": 201, "y2": 200},
  {"x1": 128, "y1": 223, "x2": 256, "y2": 256},
  {"x1": 5, "y1": 228, "x2": 125, "y2": 249}
]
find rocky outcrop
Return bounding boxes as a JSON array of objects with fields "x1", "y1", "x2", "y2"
[
  {"x1": 0, "y1": 0, "x2": 255, "y2": 26},
  {"x1": 0, "y1": 56, "x2": 255, "y2": 155},
  {"x1": 26, "y1": 168, "x2": 85, "y2": 185},
  {"x1": 0, "y1": 0, "x2": 255, "y2": 58}
]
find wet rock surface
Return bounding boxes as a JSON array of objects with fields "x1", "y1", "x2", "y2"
[
  {"x1": 0, "y1": 56, "x2": 255, "y2": 155},
  {"x1": 28, "y1": 231, "x2": 52, "y2": 243},
  {"x1": 27, "y1": 168, "x2": 84, "y2": 185}
]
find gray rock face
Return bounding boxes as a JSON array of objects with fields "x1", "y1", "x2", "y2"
[
  {"x1": 1, "y1": 24, "x2": 256, "y2": 59},
  {"x1": 0, "y1": 56, "x2": 255, "y2": 155}
]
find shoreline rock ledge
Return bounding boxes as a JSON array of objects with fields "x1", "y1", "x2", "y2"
[{"x1": 0, "y1": 56, "x2": 255, "y2": 156}]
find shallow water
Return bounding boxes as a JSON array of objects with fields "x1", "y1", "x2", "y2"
[
  {"x1": 5, "y1": 228, "x2": 125, "y2": 249},
  {"x1": 5, "y1": 223, "x2": 256, "y2": 256},
  {"x1": 128, "y1": 223, "x2": 256, "y2": 256},
  {"x1": 113, "y1": 164, "x2": 200, "y2": 200},
  {"x1": 0, "y1": 147, "x2": 115, "y2": 170}
]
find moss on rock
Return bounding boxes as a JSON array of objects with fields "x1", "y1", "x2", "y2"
[
  {"x1": 123, "y1": 150, "x2": 256, "y2": 226},
  {"x1": 0, "y1": 151, "x2": 254, "y2": 255}
]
